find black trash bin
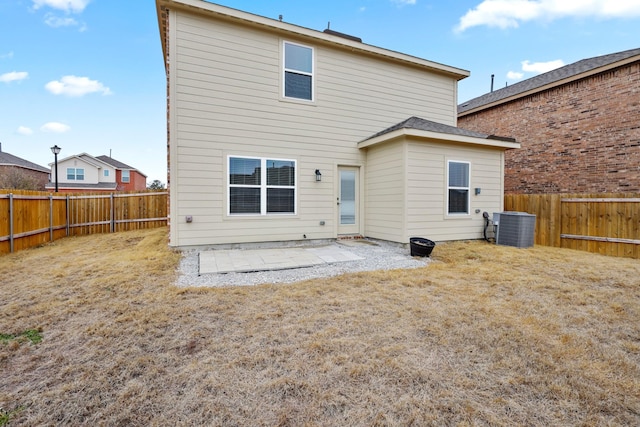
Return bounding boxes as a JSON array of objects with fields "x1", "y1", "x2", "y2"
[{"x1": 410, "y1": 237, "x2": 435, "y2": 257}]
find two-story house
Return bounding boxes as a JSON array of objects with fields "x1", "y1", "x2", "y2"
[
  {"x1": 156, "y1": 0, "x2": 519, "y2": 248},
  {"x1": 45, "y1": 153, "x2": 147, "y2": 192}
]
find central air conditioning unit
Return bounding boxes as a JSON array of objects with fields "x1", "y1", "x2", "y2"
[{"x1": 493, "y1": 211, "x2": 536, "y2": 248}]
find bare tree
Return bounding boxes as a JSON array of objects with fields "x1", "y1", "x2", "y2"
[{"x1": 0, "y1": 167, "x2": 43, "y2": 190}]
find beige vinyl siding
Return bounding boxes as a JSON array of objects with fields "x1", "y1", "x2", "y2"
[
  {"x1": 405, "y1": 140, "x2": 504, "y2": 242},
  {"x1": 58, "y1": 159, "x2": 98, "y2": 184},
  {"x1": 169, "y1": 9, "x2": 461, "y2": 246},
  {"x1": 364, "y1": 141, "x2": 406, "y2": 242}
]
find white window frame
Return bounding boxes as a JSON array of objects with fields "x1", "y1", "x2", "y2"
[
  {"x1": 282, "y1": 40, "x2": 314, "y2": 102},
  {"x1": 121, "y1": 170, "x2": 130, "y2": 183},
  {"x1": 66, "y1": 167, "x2": 85, "y2": 181},
  {"x1": 104, "y1": 170, "x2": 109, "y2": 177},
  {"x1": 446, "y1": 160, "x2": 471, "y2": 216},
  {"x1": 228, "y1": 155, "x2": 297, "y2": 216}
]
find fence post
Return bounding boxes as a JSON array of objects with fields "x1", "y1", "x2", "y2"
[
  {"x1": 9, "y1": 193, "x2": 14, "y2": 253},
  {"x1": 49, "y1": 194, "x2": 54, "y2": 242},
  {"x1": 110, "y1": 193, "x2": 115, "y2": 233},
  {"x1": 66, "y1": 194, "x2": 70, "y2": 236}
]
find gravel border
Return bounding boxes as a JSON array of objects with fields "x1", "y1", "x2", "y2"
[{"x1": 175, "y1": 239, "x2": 431, "y2": 287}]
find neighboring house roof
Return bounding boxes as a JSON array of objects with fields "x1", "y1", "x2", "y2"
[
  {"x1": 156, "y1": 0, "x2": 470, "y2": 81},
  {"x1": 359, "y1": 116, "x2": 519, "y2": 150},
  {"x1": 458, "y1": 47, "x2": 640, "y2": 116},
  {"x1": 0, "y1": 149, "x2": 50, "y2": 173},
  {"x1": 50, "y1": 153, "x2": 147, "y2": 177},
  {"x1": 44, "y1": 182, "x2": 118, "y2": 190},
  {"x1": 96, "y1": 155, "x2": 147, "y2": 177}
]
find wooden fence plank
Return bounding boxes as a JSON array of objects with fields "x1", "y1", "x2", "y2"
[
  {"x1": 0, "y1": 190, "x2": 167, "y2": 255},
  {"x1": 505, "y1": 192, "x2": 640, "y2": 259}
]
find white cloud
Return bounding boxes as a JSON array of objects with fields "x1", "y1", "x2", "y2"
[
  {"x1": 45, "y1": 75, "x2": 112, "y2": 97},
  {"x1": 17, "y1": 126, "x2": 34, "y2": 136},
  {"x1": 521, "y1": 59, "x2": 565, "y2": 73},
  {"x1": 44, "y1": 14, "x2": 79, "y2": 28},
  {"x1": 455, "y1": 0, "x2": 640, "y2": 32},
  {"x1": 41, "y1": 122, "x2": 71, "y2": 133},
  {"x1": 391, "y1": 0, "x2": 417, "y2": 5},
  {"x1": 0, "y1": 71, "x2": 29, "y2": 83},
  {"x1": 0, "y1": 51, "x2": 14, "y2": 60},
  {"x1": 507, "y1": 71, "x2": 524, "y2": 80},
  {"x1": 32, "y1": 0, "x2": 90, "y2": 14}
]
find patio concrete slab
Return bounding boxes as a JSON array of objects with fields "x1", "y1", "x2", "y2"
[{"x1": 199, "y1": 245, "x2": 365, "y2": 274}]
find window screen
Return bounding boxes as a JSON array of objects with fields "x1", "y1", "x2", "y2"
[
  {"x1": 284, "y1": 42, "x2": 313, "y2": 101},
  {"x1": 448, "y1": 161, "x2": 470, "y2": 214}
]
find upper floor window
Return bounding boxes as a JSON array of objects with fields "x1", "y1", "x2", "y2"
[
  {"x1": 283, "y1": 41, "x2": 313, "y2": 101},
  {"x1": 104, "y1": 170, "x2": 109, "y2": 177},
  {"x1": 122, "y1": 170, "x2": 130, "y2": 183},
  {"x1": 228, "y1": 156, "x2": 296, "y2": 215},
  {"x1": 67, "y1": 168, "x2": 84, "y2": 181},
  {"x1": 447, "y1": 161, "x2": 470, "y2": 215}
]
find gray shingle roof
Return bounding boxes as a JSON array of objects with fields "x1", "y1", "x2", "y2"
[
  {"x1": 363, "y1": 116, "x2": 515, "y2": 142},
  {"x1": 95, "y1": 155, "x2": 135, "y2": 170},
  {"x1": 458, "y1": 47, "x2": 640, "y2": 115},
  {"x1": 0, "y1": 150, "x2": 50, "y2": 173}
]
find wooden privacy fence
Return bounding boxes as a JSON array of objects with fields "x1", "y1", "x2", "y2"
[
  {"x1": 504, "y1": 193, "x2": 640, "y2": 259},
  {"x1": 0, "y1": 190, "x2": 168, "y2": 254}
]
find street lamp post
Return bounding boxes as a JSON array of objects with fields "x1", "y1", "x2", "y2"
[{"x1": 50, "y1": 145, "x2": 61, "y2": 192}]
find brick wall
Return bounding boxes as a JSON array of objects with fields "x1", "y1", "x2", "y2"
[
  {"x1": 458, "y1": 62, "x2": 640, "y2": 194},
  {"x1": 0, "y1": 166, "x2": 49, "y2": 190},
  {"x1": 115, "y1": 170, "x2": 147, "y2": 191}
]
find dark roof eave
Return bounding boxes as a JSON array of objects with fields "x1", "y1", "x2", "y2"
[{"x1": 359, "y1": 116, "x2": 519, "y2": 150}]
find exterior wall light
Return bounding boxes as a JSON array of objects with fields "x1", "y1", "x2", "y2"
[{"x1": 315, "y1": 169, "x2": 322, "y2": 182}]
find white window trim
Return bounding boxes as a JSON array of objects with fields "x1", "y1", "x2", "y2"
[
  {"x1": 121, "y1": 170, "x2": 130, "y2": 183},
  {"x1": 228, "y1": 155, "x2": 297, "y2": 216},
  {"x1": 282, "y1": 40, "x2": 315, "y2": 102},
  {"x1": 446, "y1": 160, "x2": 471, "y2": 216},
  {"x1": 66, "y1": 167, "x2": 85, "y2": 181}
]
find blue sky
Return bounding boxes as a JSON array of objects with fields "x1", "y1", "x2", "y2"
[{"x1": 1, "y1": 0, "x2": 639, "y2": 184}]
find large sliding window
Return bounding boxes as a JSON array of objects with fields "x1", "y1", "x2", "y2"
[
  {"x1": 447, "y1": 161, "x2": 470, "y2": 215},
  {"x1": 229, "y1": 156, "x2": 296, "y2": 215},
  {"x1": 283, "y1": 41, "x2": 313, "y2": 101}
]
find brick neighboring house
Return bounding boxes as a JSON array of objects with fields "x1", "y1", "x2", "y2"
[
  {"x1": 0, "y1": 143, "x2": 50, "y2": 190},
  {"x1": 95, "y1": 155, "x2": 147, "y2": 191},
  {"x1": 45, "y1": 153, "x2": 147, "y2": 192},
  {"x1": 458, "y1": 47, "x2": 640, "y2": 194}
]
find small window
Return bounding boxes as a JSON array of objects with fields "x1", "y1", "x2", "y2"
[
  {"x1": 104, "y1": 170, "x2": 109, "y2": 177},
  {"x1": 66, "y1": 168, "x2": 84, "y2": 181},
  {"x1": 283, "y1": 41, "x2": 313, "y2": 101},
  {"x1": 447, "y1": 161, "x2": 470, "y2": 215},
  {"x1": 122, "y1": 170, "x2": 130, "y2": 183},
  {"x1": 229, "y1": 156, "x2": 296, "y2": 215}
]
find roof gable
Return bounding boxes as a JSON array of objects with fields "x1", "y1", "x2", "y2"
[{"x1": 458, "y1": 47, "x2": 640, "y2": 116}]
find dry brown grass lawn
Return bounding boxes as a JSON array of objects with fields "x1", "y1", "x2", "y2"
[{"x1": 1, "y1": 228, "x2": 639, "y2": 426}]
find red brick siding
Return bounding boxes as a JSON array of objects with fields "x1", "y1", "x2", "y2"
[
  {"x1": 458, "y1": 62, "x2": 640, "y2": 194},
  {"x1": 116, "y1": 170, "x2": 147, "y2": 191}
]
